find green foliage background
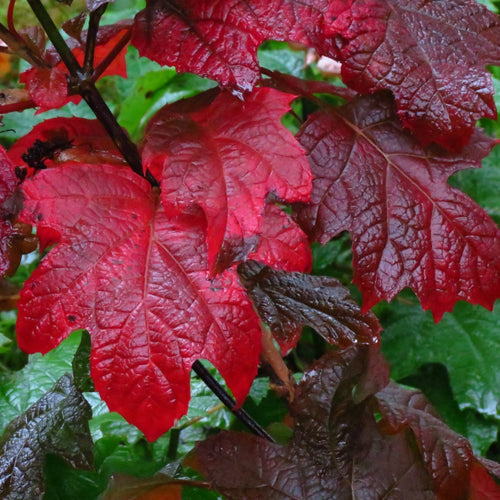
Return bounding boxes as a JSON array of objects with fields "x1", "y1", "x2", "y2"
[{"x1": 1, "y1": 0, "x2": 500, "y2": 497}]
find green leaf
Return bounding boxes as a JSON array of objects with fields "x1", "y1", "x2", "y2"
[
  {"x1": 43, "y1": 454, "x2": 106, "y2": 500},
  {"x1": 258, "y1": 41, "x2": 307, "y2": 77},
  {"x1": 0, "y1": 330, "x2": 83, "y2": 433},
  {"x1": 450, "y1": 144, "x2": 500, "y2": 225},
  {"x1": 381, "y1": 297, "x2": 500, "y2": 420},
  {"x1": 116, "y1": 49, "x2": 216, "y2": 141},
  {"x1": 0, "y1": 374, "x2": 93, "y2": 499},
  {"x1": 72, "y1": 331, "x2": 94, "y2": 393}
]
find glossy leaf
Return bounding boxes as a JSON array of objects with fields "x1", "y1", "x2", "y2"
[
  {"x1": 381, "y1": 299, "x2": 500, "y2": 419},
  {"x1": 142, "y1": 87, "x2": 312, "y2": 273},
  {"x1": 327, "y1": 0, "x2": 500, "y2": 150},
  {"x1": 8, "y1": 117, "x2": 127, "y2": 171},
  {"x1": 196, "y1": 347, "x2": 500, "y2": 498},
  {"x1": 0, "y1": 331, "x2": 82, "y2": 433},
  {"x1": 376, "y1": 382, "x2": 475, "y2": 498},
  {"x1": 294, "y1": 92, "x2": 500, "y2": 320},
  {"x1": 131, "y1": 0, "x2": 331, "y2": 94},
  {"x1": 17, "y1": 164, "x2": 262, "y2": 440},
  {"x1": 195, "y1": 348, "x2": 440, "y2": 499},
  {"x1": 0, "y1": 374, "x2": 93, "y2": 499},
  {"x1": 246, "y1": 203, "x2": 312, "y2": 274},
  {"x1": 131, "y1": 0, "x2": 500, "y2": 149},
  {"x1": 238, "y1": 260, "x2": 380, "y2": 353}
]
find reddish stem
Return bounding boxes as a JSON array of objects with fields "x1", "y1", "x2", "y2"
[
  {"x1": 0, "y1": 100, "x2": 36, "y2": 113},
  {"x1": 7, "y1": 0, "x2": 18, "y2": 36},
  {"x1": 91, "y1": 28, "x2": 131, "y2": 82}
]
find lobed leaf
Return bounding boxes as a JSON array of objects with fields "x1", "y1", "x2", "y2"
[
  {"x1": 132, "y1": 0, "x2": 500, "y2": 149},
  {"x1": 142, "y1": 87, "x2": 312, "y2": 273},
  {"x1": 238, "y1": 260, "x2": 380, "y2": 353},
  {"x1": 0, "y1": 374, "x2": 93, "y2": 499},
  {"x1": 195, "y1": 347, "x2": 439, "y2": 499},
  {"x1": 294, "y1": 92, "x2": 500, "y2": 320},
  {"x1": 327, "y1": 0, "x2": 500, "y2": 150},
  {"x1": 195, "y1": 347, "x2": 500, "y2": 498},
  {"x1": 131, "y1": 0, "x2": 331, "y2": 95},
  {"x1": 17, "y1": 164, "x2": 262, "y2": 440}
]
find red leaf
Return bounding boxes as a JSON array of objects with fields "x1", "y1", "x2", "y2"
[
  {"x1": 17, "y1": 165, "x2": 261, "y2": 440},
  {"x1": 469, "y1": 461, "x2": 500, "y2": 500},
  {"x1": 294, "y1": 92, "x2": 500, "y2": 320},
  {"x1": 21, "y1": 23, "x2": 130, "y2": 113},
  {"x1": 0, "y1": 147, "x2": 34, "y2": 277},
  {"x1": 131, "y1": 0, "x2": 331, "y2": 94},
  {"x1": 8, "y1": 117, "x2": 127, "y2": 171},
  {"x1": 20, "y1": 66, "x2": 80, "y2": 113},
  {"x1": 327, "y1": 0, "x2": 500, "y2": 150},
  {"x1": 142, "y1": 87, "x2": 312, "y2": 273},
  {"x1": 246, "y1": 204, "x2": 312, "y2": 274},
  {"x1": 131, "y1": 0, "x2": 500, "y2": 149},
  {"x1": 376, "y1": 382, "x2": 474, "y2": 498}
]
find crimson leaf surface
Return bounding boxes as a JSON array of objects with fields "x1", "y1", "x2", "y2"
[
  {"x1": 132, "y1": 0, "x2": 500, "y2": 149},
  {"x1": 327, "y1": 0, "x2": 500, "y2": 150},
  {"x1": 142, "y1": 87, "x2": 312, "y2": 273},
  {"x1": 20, "y1": 23, "x2": 130, "y2": 113},
  {"x1": 294, "y1": 92, "x2": 500, "y2": 320},
  {"x1": 131, "y1": 0, "x2": 331, "y2": 94},
  {"x1": 17, "y1": 164, "x2": 262, "y2": 440}
]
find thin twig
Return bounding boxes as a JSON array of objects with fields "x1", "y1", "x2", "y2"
[
  {"x1": 192, "y1": 360, "x2": 275, "y2": 442},
  {"x1": 91, "y1": 28, "x2": 131, "y2": 82},
  {"x1": 84, "y1": 3, "x2": 107, "y2": 75},
  {"x1": 26, "y1": 0, "x2": 158, "y2": 185},
  {"x1": 27, "y1": 0, "x2": 81, "y2": 75}
]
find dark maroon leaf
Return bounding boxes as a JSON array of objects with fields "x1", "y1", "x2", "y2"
[
  {"x1": 294, "y1": 92, "x2": 500, "y2": 321},
  {"x1": 0, "y1": 374, "x2": 93, "y2": 499},
  {"x1": 195, "y1": 348, "x2": 441, "y2": 499},
  {"x1": 376, "y1": 382, "x2": 474, "y2": 499},
  {"x1": 327, "y1": 0, "x2": 500, "y2": 150},
  {"x1": 0, "y1": 147, "x2": 37, "y2": 277},
  {"x1": 238, "y1": 260, "x2": 380, "y2": 353}
]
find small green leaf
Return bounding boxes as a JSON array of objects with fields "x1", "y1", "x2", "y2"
[
  {"x1": 258, "y1": 41, "x2": 306, "y2": 77},
  {"x1": 72, "y1": 330, "x2": 94, "y2": 393},
  {"x1": 0, "y1": 331, "x2": 83, "y2": 433},
  {"x1": 43, "y1": 454, "x2": 106, "y2": 500}
]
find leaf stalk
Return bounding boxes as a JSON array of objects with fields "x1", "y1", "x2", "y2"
[{"x1": 192, "y1": 360, "x2": 275, "y2": 442}]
